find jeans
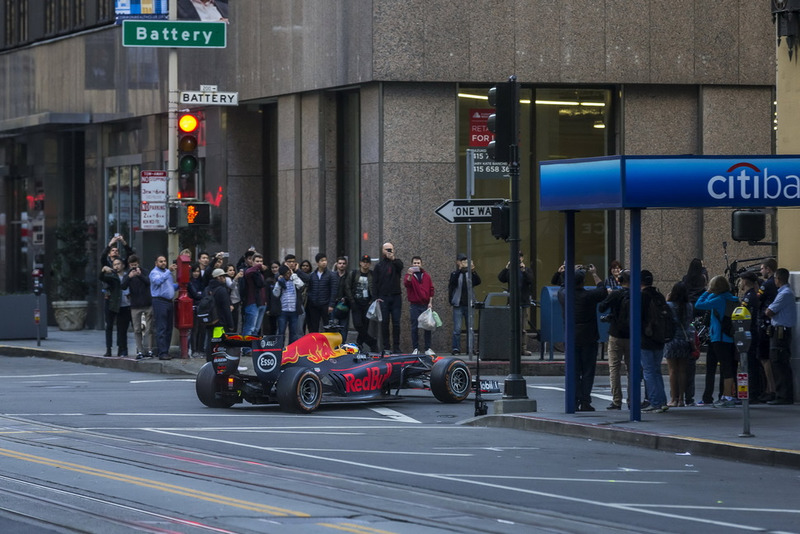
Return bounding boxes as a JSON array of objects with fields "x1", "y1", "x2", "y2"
[
  {"x1": 770, "y1": 330, "x2": 794, "y2": 402},
  {"x1": 409, "y1": 303, "x2": 431, "y2": 351},
  {"x1": 451, "y1": 305, "x2": 471, "y2": 352},
  {"x1": 242, "y1": 304, "x2": 266, "y2": 336},
  {"x1": 152, "y1": 298, "x2": 173, "y2": 358},
  {"x1": 641, "y1": 347, "x2": 667, "y2": 408},
  {"x1": 607, "y1": 335, "x2": 630, "y2": 406},
  {"x1": 277, "y1": 312, "x2": 301, "y2": 344},
  {"x1": 379, "y1": 294, "x2": 402, "y2": 352},
  {"x1": 131, "y1": 306, "x2": 153, "y2": 353}
]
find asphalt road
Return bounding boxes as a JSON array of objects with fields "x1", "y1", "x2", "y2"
[{"x1": 1, "y1": 355, "x2": 798, "y2": 534}]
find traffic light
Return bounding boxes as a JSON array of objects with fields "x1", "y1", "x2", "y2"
[
  {"x1": 177, "y1": 113, "x2": 199, "y2": 199},
  {"x1": 490, "y1": 203, "x2": 510, "y2": 241},
  {"x1": 184, "y1": 201, "x2": 211, "y2": 226},
  {"x1": 487, "y1": 78, "x2": 519, "y2": 163}
]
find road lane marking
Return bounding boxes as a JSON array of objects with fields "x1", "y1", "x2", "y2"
[
  {"x1": 0, "y1": 447, "x2": 309, "y2": 517},
  {"x1": 147, "y1": 430, "x2": 771, "y2": 531},
  {"x1": 439, "y1": 474, "x2": 663, "y2": 484},
  {"x1": 317, "y1": 522, "x2": 396, "y2": 534},
  {"x1": 368, "y1": 407, "x2": 421, "y2": 423}
]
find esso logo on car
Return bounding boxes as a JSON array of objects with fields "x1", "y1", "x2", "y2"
[{"x1": 257, "y1": 352, "x2": 278, "y2": 373}]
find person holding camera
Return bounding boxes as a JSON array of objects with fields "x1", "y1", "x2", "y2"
[
  {"x1": 126, "y1": 255, "x2": 154, "y2": 360},
  {"x1": 449, "y1": 253, "x2": 481, "y2": 355},
  {"x1": 558, "y1": 266, "x2": 608, "y2": 411},
  {"x1": 498, "y1": 251, "x2": 535, "y2": 355}
]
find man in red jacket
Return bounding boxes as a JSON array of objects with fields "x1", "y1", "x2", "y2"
[{"x1": 404, "y1": 256, "x2": 435, "y2": 355}]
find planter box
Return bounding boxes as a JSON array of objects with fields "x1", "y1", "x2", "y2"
[{"x1": 0, "y1": 294, "x2": 48, "y2": 340}]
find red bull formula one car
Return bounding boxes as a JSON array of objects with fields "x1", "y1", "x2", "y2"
[{"x1": 195, "y1": 331, "x2": 472, "y2": 413}]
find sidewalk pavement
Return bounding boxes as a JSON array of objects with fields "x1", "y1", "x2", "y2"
[{"x1": 2, "y1": 327, "x2": 799, "y2": 470}]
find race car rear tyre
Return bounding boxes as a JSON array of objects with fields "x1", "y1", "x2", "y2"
[
  {"x1": 277, "y1": 366, "x2": 322, "y2": 413},
  {"x1": 196, "y1": 362, "x2": 236, "y2": 408},
  {"x1": 430, "y1": 357, "x2": 471, "y2": 403}
]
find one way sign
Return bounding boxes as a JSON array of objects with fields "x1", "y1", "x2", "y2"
[{"x1": 434, "y1": 198, "x2": 504, "y2": 224}]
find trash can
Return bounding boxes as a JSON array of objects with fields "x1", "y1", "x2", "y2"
[
  {"x1": 539, "y1": 286, "x2": 564, "y2": 360},
  {"x1": 478, "y1": 292, "x2": 512, "y2": 360}
]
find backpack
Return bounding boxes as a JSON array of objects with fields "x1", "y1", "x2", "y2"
[
  {"x1": 616, "y1": 289, "x2": 631, "y2": 335},
  {"x1": 713, "y1": 298, "x2": 739, "y2": 338},
  {"x1": 196, "y1": 287, "x2": 219, "y2": 325},
  {"x1": 644, "y1": 289, "x2": 675, "y2": 344}
]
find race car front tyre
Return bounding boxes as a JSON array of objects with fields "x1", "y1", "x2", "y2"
[
  {"x1": 277, "y1": 366, "x2": 322, "y2": 413},
  {"x1": 196, "y1": 362, "x2": 237, "y2": 408},
  {"x1": 430, "y1": 357, "x2": 471, "y2": 403}
]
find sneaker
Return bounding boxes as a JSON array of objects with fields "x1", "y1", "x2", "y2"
[
  {"x1": 411, "y1": 349, "x2": 419, "y2": 355},
  {"x1": 606, "y1": 403, "x2": 622, "y2": 410},
  {"x1": 136, "y1": 352, "x2": 144, "y2": 360},
  {"x1": 146, "y1": 351, "x2": 155, "y2": 359},
  {"x1": 425, "y1": 348, "x2": 436, "y2": 356},
  {"x1": 577, "y1": 403, "x2": 595, "y2": 412},
  {"x1": 642, "y1": 404, "x2": 668, "y2": 413},
  {"x1": 695, "y1": 400, "x2": 711, "y2": 407},
  {"x1": 713, "y1": 398, "x2": 736, "y2": 408},
  {"x1": 521, "y1": 350, "x2": 533, "y2": 356}
]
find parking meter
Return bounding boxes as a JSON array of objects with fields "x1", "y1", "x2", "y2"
[{"x1": 732, "y1": 306, "x2": 754, "y2": 437}]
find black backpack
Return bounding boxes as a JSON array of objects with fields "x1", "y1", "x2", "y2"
[
  {"x1": 644, "y1": 289, "x2": 675, "y2": 344},
  {"x1": 616, "y1": 289, "x2": 631, "y2": 335},
  {"x1": 196, "y1": 287, "x2": 219, "y2": 325},
  {"x1": 713, "y1": 298, "x2": 739, "y2": 338}
]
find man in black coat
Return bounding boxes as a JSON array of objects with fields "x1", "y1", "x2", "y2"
[
  {"x1": 558, "y1": 266, "x2": 608, "y2": 411},
  {"x1": 204, "y1": 268, "x2": 235, "y2": 360}
]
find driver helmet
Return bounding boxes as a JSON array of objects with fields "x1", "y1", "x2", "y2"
[{"x1": 340, "y1": 343, "x2": 359, "y2": 354}]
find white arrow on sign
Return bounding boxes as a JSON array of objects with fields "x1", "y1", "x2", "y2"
[{"x1": 434, "y1": 198, "x2": 504, "y2": 224}]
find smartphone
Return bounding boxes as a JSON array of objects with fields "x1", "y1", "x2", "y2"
[
  {"x1": 114, "y1": 233, "x2": 121, "y2": 238},
  {"x1": 221, "y1": 252, "x2": 229, "y2": 258}
]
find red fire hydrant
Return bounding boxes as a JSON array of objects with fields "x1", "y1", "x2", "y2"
[{"x1": 175, "y1": 254, "x2": 193, "y2": 359}]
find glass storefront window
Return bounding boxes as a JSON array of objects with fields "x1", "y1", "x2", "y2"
[
  {"x1": 457, "y1": 86, "x2": 613, "y2": 304},
  {"x1": 105, "y1": 163, "x2": 140, "y2": 246}
]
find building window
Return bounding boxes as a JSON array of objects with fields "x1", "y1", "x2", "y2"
[
  {"x1": 105, "y1": 162, "x2": 141, "y2": 247},
  {"x1": 4, "y1": 0, "x2": 28, "y2": 45},
  {"x1": 336, "y1": 90, "x2": 361, "y2": 262},
  {"x1": 457, "y1": 86, "x2": 613, "y2": 300}
]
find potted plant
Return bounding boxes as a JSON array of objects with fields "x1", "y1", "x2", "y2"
[{"x1": 51, "y1": 219, "x2": 90, "y2": 330}]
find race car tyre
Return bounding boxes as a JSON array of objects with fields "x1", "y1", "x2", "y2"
[
  {"x1": 196, "y1": 362, "x2": 236, "y2": 408},
  {"x1": 430, "y1": 357, "x2": 471, "y2": 403},
  {"x1": 277, "y1": 366, "x2": 322, "y2": 413}
]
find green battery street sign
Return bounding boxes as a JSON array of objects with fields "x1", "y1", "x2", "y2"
[{"x1": 122, "y1": 20, "x2": 227, "y2": 48}]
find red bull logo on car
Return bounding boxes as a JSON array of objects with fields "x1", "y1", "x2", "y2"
[{"x1": 344, "y1": 364, "x2": 392, "y2": 393}]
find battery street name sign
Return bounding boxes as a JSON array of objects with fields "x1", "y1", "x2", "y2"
[
  {"x1": 122, "y1": 20, "x2": 227, "y2": 48},
  {"x1": 434, "y1": 198, "x2": 503, "y2": 224},
  {"x1": 180, "y1": 91, "x2": 238, "y2": 106}
]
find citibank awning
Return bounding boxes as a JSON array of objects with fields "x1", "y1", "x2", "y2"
[
  {"x1": 538, "y1": 154, "x2": 800, "y2": 421},
  {"x1": 540, "y1": 155, "x2": 800, "y2": 210}
]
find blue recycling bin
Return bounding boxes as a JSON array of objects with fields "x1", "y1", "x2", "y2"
[{"x1": 540, "y1": 286, "x2": 609, "y2": 360}]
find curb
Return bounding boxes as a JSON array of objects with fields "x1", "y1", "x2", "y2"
[
  {"x1": 0, "y1": 345, "x2": 200, "y2": 376},
  {"x1": 461, "y1": 414, "x2": 800, "y2": 470}
]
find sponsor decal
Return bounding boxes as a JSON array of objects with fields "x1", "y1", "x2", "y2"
[
  {"x1": 344, "y1": 364, "x2": 392, "y2": 393},
  {"x1": 257, "y1": 351, "x2": 279, "y2": 374},
  {"x1": 707, "y1": 162, "x2": 800, "y2": 201}
]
